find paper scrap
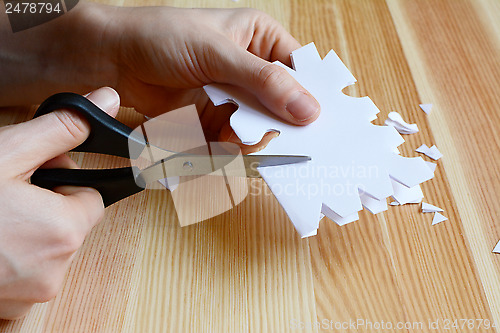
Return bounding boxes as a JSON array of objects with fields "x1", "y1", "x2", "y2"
[
  {"x1": 415, "y1": 144, "x2": 429, "y2": 154},
  {"x1": 384, "y1": 111, "x2": 419, "y2": 134},
  {"x1": 425, "y1": 161, "x2": 437, "y2": 173},
  {"x1": 204, "y1": 43, "x2": 434, "y2": 237},
  {"x1": 421, "y1": 202, "x2": 444, "y2": 213},
  {"x1": 493, "y1": 241, "x2": 500, "y2": 254},
  {"x1": 359, "y1": 191, "x2": 388, "y2": 214},
  {"x1": 416, "y1": 144, "x2": 443, "y2": 160},
  {"x1": 419, "y1": 104, "x2": 432, "y2": 114},
  {"x1": 394, "y1": 199, "x2": 427, "y2": 206},
  {"x1": 428, "y1": 146, "x2": 443, "y2": 160},
  {"x1": 391, "y1": 179, "x2": 424, "y2": 205},
  {"x1": 432, "y1": 212, "x2": 448, "y2": 225}
]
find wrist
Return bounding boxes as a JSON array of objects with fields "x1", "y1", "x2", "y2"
[
  {"x1": 0, "y1": 1, "x2": 121, "y2": 105},
  {"x1": 41, "y1": 1, "x2": 121, "y2": 98},
  {"x1": 66, "y1": 1, "x2": 121, "y2": 92}
]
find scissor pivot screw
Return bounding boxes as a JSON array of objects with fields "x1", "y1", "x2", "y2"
[{"x1": 183, "y1": 161, "x2": 194, "y2": 171}]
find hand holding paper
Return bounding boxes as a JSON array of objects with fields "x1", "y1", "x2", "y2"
[
  {"x1": 205, "y1": 43, "x2": 435, "y2": 237},
  {"x1": 108, "y1": 6, "x2": 320, "y2": 125},
  {"x1": 0, "y1": 4, "x2": 319, "y2": 140}
]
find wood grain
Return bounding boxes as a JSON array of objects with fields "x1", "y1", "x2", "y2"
[{"x1": 1, "y1": 0, "x2": 499, "y2": 332}]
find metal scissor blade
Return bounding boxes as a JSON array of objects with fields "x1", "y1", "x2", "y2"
[
  {"x1": 242, "y1": 155, "x2": 311, "y2": 178},
  {"x1": 242, "y1": 155, "x2": 311, "y2": 168},
  {"x1": 138, "y1": 154, "x2": 311, "y2": 184}
]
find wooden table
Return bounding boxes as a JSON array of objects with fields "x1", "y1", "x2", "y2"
[{"x1": 1, "y1": 0, "x2": 499, "y2": 332}]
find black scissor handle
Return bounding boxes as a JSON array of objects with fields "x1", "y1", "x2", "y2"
[
  {"x1": 31, "y1": 92, "x2": 149, "y2": 206},
  {"x1": 31, "y1": 167, "x2": 146, "y2": 207},
  {"x1": 34, "y1": 92, "x2": 146, "y2": 159}
]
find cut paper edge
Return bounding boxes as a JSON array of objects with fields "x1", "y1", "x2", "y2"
[
  {"x1": 416, "y1": 144, "x2": 429, "y2": 154},
  {"x1": 322, "y1": 204, "x2": 359, "y2": 226},
  {"x1": 384, "y1": 111, "x2": 419, "y2": 134},
  {"x1": 391, "y1": 179, "x2": 424, "y2": 205},
  {"x1": 204, "y1": 43, "x2": 438, "y2": 238},
  {"x1": 419, "y1": 104, "x2": 432, "y2": 114},
  {"x1": 416, "y1": 144, "x2": 443, "y2": 160},
  {"x1": 422, "y1": 202, "x2": 444, "y2": 213},
  {"x1": 425, "y1": 161, "x2": 437, "y2": 173},
  {"x1": 432, "y1": 212, "x2": 448, "y2": 225},
  {"x1": 360, "y1": 191, "x2": 388, "y2": 214},
  {"x1": 385, "y1": 120, "x2": 418, "y2": 134},
  {"x1": 428, "y1": 145, "x2": 443, "y2": 160},
  {"x1": 492, "y1": 241, "x2": 500, "y2": 254},
  {"x1": 302, "y1": 229, "x2": 318, "y2": 238}
]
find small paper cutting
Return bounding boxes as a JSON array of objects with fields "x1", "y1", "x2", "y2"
[
  {"x1": 416, "y1": 144, "x2": 443, "y2": 160},
  {"x1": 428, "y1": 146, "x2": 443, "y2": 160},
  {"x1": 421, "y1": 202, "x2": 444, "y2": 213},
  {"x1": 384, "y1": 111, "x2": 419, "y2": 134},
  {"x1": 493, "y1": 241, "x2": 500, "y2": 254},
  {"x1": 419, "y1": 104, "x2": 432, "y2": 114},
  {"x1": 432, "y1": 212, "x2": 448, "y2": 225}
]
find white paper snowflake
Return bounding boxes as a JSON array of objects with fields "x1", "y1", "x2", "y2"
[{"x1": 204, "y1": 43, "x2": 434, "y2": 237}]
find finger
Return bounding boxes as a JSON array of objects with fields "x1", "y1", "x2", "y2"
[
  {"x1": 246, "y1": 15, "x2": 301, "y2": 67},
  {"x1": 1, "y1": 87, "x2": 120, "y2": 176},
  {"x1": 0, "y1": 300, "x2": 33, "y2": 320},
  {"x1": 210, "y1": 39, "x2": 320, "y2": 125},
  {"x1": 199, "y1": 100, "x2": 237, "y2": 141},
  {"x1": 39, "y1": 154, "x2": 79, "y2": 169},
  {"x1": 266, "y1": 35, "x2": 301, "y2": 68},
  {"x1": 219, "y1": 120, "x2": 279, "y2": 154},
  {"x1": 120, "y1": 80, "x2": 206, "y2": 118},
  {"x1": 55, "y1": 186, "x2": 105, "y2": 231}
]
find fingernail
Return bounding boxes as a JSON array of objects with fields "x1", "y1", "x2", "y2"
[
  {"x1": 85, "y1": 87, "x2": 120, "y2": 112},
  {"x1": 286, "y1": 91, "x2": 320, "y2": 122}
]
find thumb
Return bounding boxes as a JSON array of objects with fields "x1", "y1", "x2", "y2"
[
  {"x1": 212, "y1": 41, "x2": 320, "y2": 125},
  {"x1": 2, "y1": 87, "x2": 120, "y2": 177}
]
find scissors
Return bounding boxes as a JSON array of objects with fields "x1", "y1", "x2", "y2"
[{"x1": 30, "y1": 93, "x2": 311, "y2": 207}]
